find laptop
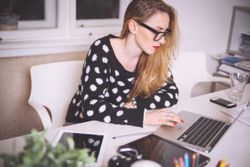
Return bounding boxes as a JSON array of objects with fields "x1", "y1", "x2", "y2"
[{"x1": 154, "y1": 108, "x2": 246, "y2": 153}]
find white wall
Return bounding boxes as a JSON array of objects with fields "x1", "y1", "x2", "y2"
[{"x1": 166, "y1": 0, "x2": 250, "y2": 55}]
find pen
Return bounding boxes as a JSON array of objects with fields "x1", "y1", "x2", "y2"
[
  {"x1": 216, "y1": 160, "x2": 221, "y2": 167},
  {"x1": 219, "y1": 160, "x2": 225, "y2": 167},
  {"x1": 174, "y1": 158, "x2": 179, "y2": 167},
  {"x1": 195, "y1": 153, "x2": 200, "y2": 167},
  {"x1": 184, "y1": 153, "x2": 190, "y2": 167},
  {"x1": 112, "y1": 131, "x2": 153, "y2": 139},
  {"x1": 191, "y1": 153, "x2": 196, "y2": 167},
  {"x1": 179, "y1": 157, "x2": 184, "y2": 167}
]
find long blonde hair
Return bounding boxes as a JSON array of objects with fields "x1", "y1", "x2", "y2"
[{"x1": 120, "y1": 0, "x2": 179, "y2": 100}]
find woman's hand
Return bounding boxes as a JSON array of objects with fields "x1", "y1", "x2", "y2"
[
  {"x1": 123, "y1": 101, "x2": 135, "y2": 108},
  {"x1": 123, "y1": 100, "x2": 137, "y2": 109},
  {"x1": 144, "y1": 108, "x2": 184, "y2": 126}
]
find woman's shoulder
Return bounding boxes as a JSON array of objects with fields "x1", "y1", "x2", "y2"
[
  {"x1": 85, "y1": 34, "x2": 118, "y2": 64},
  {"x1": 91, "y1": 34, "x2": 118, "y2": 49},
  {"x1": 87, "y1": 34, "x2": 118, "y2": 59}
]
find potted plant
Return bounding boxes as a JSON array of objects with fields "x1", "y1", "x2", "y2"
[
  {"x1": 0, "y1": 0, "x2": 19, "y2": 30},
  {"x1": 0, "y1": 130, "x2": 96, "y2": 167}
]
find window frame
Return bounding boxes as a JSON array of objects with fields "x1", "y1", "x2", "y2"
[
  {"x1": 18, "y1": 0, "x2": 57, "y2": 29},
  {"x1": 69, "y1": 0, "x2": 130, "y2": 36},
  {"x1": 0, "y1": 0, "x2": 130, "y2": 58},
  {"x1": 1, "y1": 0, "x2": 66, "y2": 41}
]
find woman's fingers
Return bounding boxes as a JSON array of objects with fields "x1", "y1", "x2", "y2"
[
  {"x1": 161, "y1": 120, "x2": 177, "y2": 127},
  {"x1": 166, "y1": 114, "x2": 184, "y2": 124},
  {"x1": 159, "y1": 109, "x2": 184, "y2": 123},
  {"x1": 144, "y1": 108, "x2": 184, "y2": 126}
]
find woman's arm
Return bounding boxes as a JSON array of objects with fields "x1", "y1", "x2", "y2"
[
  {"x1": 135, "y1": 76, "x2": 179, "y2": 110},
  {"x1": 123, "y1": 76, "x2": 183, "y2": 126},
  {"x1": 79, "y1": 39, "x2": 144, "y2": 127}
]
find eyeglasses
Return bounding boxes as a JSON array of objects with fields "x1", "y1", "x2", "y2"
[{"x1": 136, "y1": 21, "x2": 172, "y2": 41}]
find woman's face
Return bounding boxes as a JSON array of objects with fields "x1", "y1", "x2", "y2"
[{"x1": 135, "y1": 11, "x2": 170, "y2": 55}]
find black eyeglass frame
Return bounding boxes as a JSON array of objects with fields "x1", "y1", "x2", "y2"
[{"x1": 136, "y1": 21, "x2": 172, "y2": 41}]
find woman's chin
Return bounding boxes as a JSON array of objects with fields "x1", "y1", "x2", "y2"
[{"x1": 144, "y1": 49, "x2": 156, "y2": 55}]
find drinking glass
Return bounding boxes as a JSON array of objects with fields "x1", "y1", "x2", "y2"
[{"x1": 229, "y1": 72, "x2": 249, "y2": 101}]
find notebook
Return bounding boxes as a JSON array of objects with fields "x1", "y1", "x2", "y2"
[
  {"x1": 154, "y1": 108, "x2": 246, "y2": 153},
  {"x1": 52, "y1": 129, "x2": 108, "y2": 167}
]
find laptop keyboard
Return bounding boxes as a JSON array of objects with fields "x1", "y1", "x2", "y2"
[{"x1": 177, "y1": 117, "x2": 230, "y2": 150}]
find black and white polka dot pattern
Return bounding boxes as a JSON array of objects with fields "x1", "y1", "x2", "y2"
[{"x1": 66, "y1": 35, "x2": 179, "y2": 127}]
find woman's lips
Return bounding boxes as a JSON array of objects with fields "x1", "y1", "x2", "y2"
[{"x1": 153, "y1": 46, "x2": 160, "y2": 49}]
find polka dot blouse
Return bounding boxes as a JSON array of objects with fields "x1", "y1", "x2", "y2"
[{"x1": 66, "y1": 35, "x2": 179, "y2": 127}]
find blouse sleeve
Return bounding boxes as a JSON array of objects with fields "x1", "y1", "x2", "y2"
[
  {"x1": 135, "y1": 75, "x2": 179, "y2": 111},
  {"x1": 67, "y1": 40, "x2": 144, "y2": 127}
]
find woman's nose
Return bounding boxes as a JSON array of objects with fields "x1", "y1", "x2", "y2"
[{"x1": 158, "y1": 36, "x2": 166, "y2": 44}]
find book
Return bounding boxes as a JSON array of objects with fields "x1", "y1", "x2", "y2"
[
  {"x1": 218, "y1": 64, "x2": 249, "y2": 75},
  {"x1": 219, "y1": 55, "x2": 250, "y2": 74},
  {"x1": 220, "y1": 56, "x2": 242, "y2": 66},
  {"x1": 240, "y1": 32, "x2": 250, "y2": 55},
  {"x1": 235, "y1": 61, "x2": 250, "y2": 71}
]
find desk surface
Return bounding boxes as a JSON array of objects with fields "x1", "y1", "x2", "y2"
[{"x1": 1, "y1": 84, "x2": 250, "y2": 167}]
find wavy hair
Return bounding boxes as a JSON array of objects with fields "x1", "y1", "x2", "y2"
[{"x1": 120, "y1": 0, "x2": 179, "y2": 100}]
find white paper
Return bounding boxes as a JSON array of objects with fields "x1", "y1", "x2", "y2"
[{"x1": 221, "y1": 104, "x2": 250, "y2": 126}]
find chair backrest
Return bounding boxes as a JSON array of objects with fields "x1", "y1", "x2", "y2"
[
  {"x1": 29, "y1": 60, "x2": 83, "y2": 129},
  {"x1": 171, "y1": 51, "x2": 229, "y2": 102}
]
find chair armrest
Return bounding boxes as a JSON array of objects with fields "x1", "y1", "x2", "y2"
[{"x1": 28, "y1": 100, "x2": 52, "y2": 129}]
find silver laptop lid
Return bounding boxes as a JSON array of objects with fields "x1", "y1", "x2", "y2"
[{"x1": 154, "y1": 107, "x2": 247, "y2": 153}]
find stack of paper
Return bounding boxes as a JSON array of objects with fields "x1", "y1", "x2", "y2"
[{"x1": 221, "y1": 104, "x2": 250, "y2": 126}]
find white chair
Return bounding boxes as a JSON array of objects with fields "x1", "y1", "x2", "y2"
[
  {"x1": 28, "y1": 60, "x2": 83, "y2": 129},
  {"x1": 171, "y1": 51, "x2": 230, "y2": 102}
]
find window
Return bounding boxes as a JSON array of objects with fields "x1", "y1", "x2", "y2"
[
  {"x1": 76, "y1": 0, "x2": 120, "y2": 27},
  {"x1": 16, "y1": 0, "x2": 45, "y2": 20},
  {"x1": 0, "y1": 0, "x2": 65, "y2": 41},
  {"x1": 77, "y1": 0, "x2": 119, "y2": 19},
  {"x1": 0, "y1": 0, "x2": 57, "y2": 30},
  {"x1": 0, "y1": 0, "x2": 130, "y2": 57},
  {"x1": 17, "y1": 0, "x2": 57, "y2": 29},
  {"x1": 70, "y1": 0, "x2": 130, "y2": 36}
]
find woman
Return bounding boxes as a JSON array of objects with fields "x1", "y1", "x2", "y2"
[{"x1": 66, "y1": 0, "x2": 183, "y2": 127}]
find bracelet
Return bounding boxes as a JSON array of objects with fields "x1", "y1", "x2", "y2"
[{"x1": 131, "y1": 97, "x2": 137, "y2": 108}]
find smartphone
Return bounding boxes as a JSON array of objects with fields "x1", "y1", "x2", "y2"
[{"x1": 210, "y1": 97, "x2": 237, "y2": 108}]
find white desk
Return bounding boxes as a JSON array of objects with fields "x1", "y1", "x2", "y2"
[
  {"x1": 175, "y1": 84, "x2": 250, "y2": 167},
  {"x1": 1, "y1": 84, "x2": 250, "y2": 167}
]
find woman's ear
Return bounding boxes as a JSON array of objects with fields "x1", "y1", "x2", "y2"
[{"x1": 128, "y1": 19, "x2": 137, "y2": 34}]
